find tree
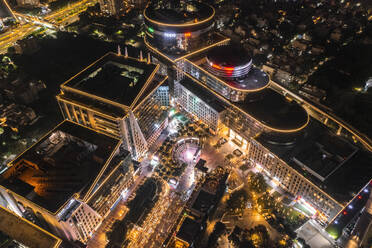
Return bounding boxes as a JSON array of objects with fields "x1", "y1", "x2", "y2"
[
  {"x1": 207, "y1": 222, "x2": 226, "y2": 248},
  {"x1": 226, "y1": 189, "x2": 249, "y2": 213},
  {"x1": 250, "y1": 173, "x2": 268, "y2": 193},
  {"x1": 239, "y1": 239, "x2": 255, "y2": 248}
]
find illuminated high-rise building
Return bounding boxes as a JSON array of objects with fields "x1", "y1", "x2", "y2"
[{"x1": 57, "y1": 51, "x2": 169, "y2": 160}]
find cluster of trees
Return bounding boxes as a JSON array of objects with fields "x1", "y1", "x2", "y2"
[
  {"x1": 226, "y1": 189, "x2": 249, "y2": 214},
  {"x1": 257, "y1": 193, "x2": 306, "y2": 238},
  {"x1": 207, "y1": 223, "x2": 294, "y2": 248},
  {"x1": 206, "y1": 222, "x2": 227, "y2": 248},
  {"x1": 0, "y1": 56, "x2": 17, "y2": 80},
  {"x1": 228, "y1": 225, "x2": 270, "y2": 248},
  {"x1": 248, "y1": 173, "x2": 267, "y2": 193},
  {"x1": 105, "y1": 178, "x2": 162, "y2": 247}
]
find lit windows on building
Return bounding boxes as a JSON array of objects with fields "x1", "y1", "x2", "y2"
[
  {"x1": 0, "y1": 121, "x2": 135, "y2": 244},
  {"x1": 175, "y1": 78, "x2": 225, "y2": 133},
  {"x1": 57, "y1": 52, "x2": 168, "y2": 161}
]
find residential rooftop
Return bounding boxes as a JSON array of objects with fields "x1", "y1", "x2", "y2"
[
  {"x1": 255, "y1": 119, "x2": 372, "y2": 204},
  {"x1": 1, "y1": 121, "x2": 120, "y2": 213},
  {"x1": 61, "y1": 52, "x2": 158, "y2": 109}
]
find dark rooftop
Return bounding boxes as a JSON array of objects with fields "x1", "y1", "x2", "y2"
[
  {"x1": 0, "y1": 206, "x2": 61, "y2": 248},
  {"x1": 234, "y1": 88, "x2": 309, "y2": 131},
  {"x1": 1, "y1": 121, "x2": 120, "y2": 213},
  {"x1": 176, "y1": 217, "x2": 201, "y2": 245},
  {"x1": 179, "y1": 77, "x2": 226, "y2": 113},
  {"x1": 62, "y1": 52, "x2": 157, "y2": 108},
  {"x1": 191, "y1": 189, "x2": 215, "y2": 214},
  {"x1": 256, "y1": 119, "x2": 372, "y2": 203},
  {"x1": 0, "y1": 0, "x2": 14, "y2": 19},
  {"x1": 188, "y1": 45, "x2": 270, "y2": 91},
  {"x1": 145, "y1": 1, "x2": 214, "y2": 25},
  {"x1": 207, "y1": 45, "x2": 252, "y2": 68}
]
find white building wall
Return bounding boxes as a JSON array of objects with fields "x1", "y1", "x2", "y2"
[
  {"x1": 175, "y1": 81, "x2": 220, "y2": 132},
  {"x1": 248, "y1": 139, "x2": 343, "y2": 222}
]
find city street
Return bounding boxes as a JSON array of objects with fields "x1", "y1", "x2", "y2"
[
  {"x1": 87, "y1": 174, "x2": 145, "y2": 248},
  {"x1": 0, "y1": 0, "x2": 97, "y2": 54},
  {"x1": 0, "y1": 23, "x2": 39, "y2": 53},
  {"x1": 87, "y1": 203, "x2": 129, "y2": 248}
]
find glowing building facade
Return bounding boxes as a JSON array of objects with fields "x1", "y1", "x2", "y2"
[
  {"x1": 0, "y1": 121, "x2": 135, "y2": 244},
  {"x1": 57, "y1": 52, "x2": 169, "y2": 160}
]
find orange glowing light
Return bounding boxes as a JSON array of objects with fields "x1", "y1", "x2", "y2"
[
  {"x1": 212, "y1": 64, "x2": 222, "y2": 69},
  {"x1": 184, "y1": 32, "x2": 191, "y2": 37}
]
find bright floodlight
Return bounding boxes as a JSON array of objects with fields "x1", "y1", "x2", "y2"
[{"x1": 186, "y1": 150, "x2": 194, "y2": 161}]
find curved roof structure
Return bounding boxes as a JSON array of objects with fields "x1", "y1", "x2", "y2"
[
  {"x1": 199, "y1": 45, "x2": 270, "y2": 91},
  {"x1": 144, "y1": 1, "x2": 214, "y2": 32},
  {"x1": 207, "y1": 45, "x2": 252, "y2": 69},
  {"x1": 234, "y1": 88, "x2": 309, "y2": 132}
]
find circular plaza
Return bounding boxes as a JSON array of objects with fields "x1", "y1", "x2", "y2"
[{"x1": 172, "y1": 137, "x2": 201, "y2": 166}]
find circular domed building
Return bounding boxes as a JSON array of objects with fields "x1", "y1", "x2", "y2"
[
  {"x1": 182, "y1": 44, "x2": 270, "y2": 102},
  {"x1": 144, "y1": 1, "x2": 215, "y2": 56}
]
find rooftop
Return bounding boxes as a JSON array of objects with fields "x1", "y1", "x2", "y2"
[
  {"x1": 187, "y1": 45, "x2": 270, "y2": 91},
  {"x1": 1, "y1": 121, "x2": 120, "y2": 213},
  {"x1": 144, "y1": 1, "x2": 214, "y2": 26},
  {"x1": 256, "y1": 119, "x2": 372, "y2": 203},
  {"x1": 145, "y1": 32, "x2": 229, "y2": 62},
  {"x1": 0, "y1": 0, "x2": 14, "y2": 19},
  {"x1": 0, "y1": 206, "x2": 61, "y2": 248},
  {"x1": 176, "y1": 217, "x2": 201, "y2": 245},
  {"x1": 191, "y1": 189, "x2": 216, "y2": 214},
  {"x1": 206, "y1": 45, "x2": 252, "y2": 69},
  {"x1": 179, "y1": 77, "x2": 226, "y2": 113},
  {"x1": 234, "y1": 88, "x2": 309, "y2": 131},
  {"x1": 62, "y1": 52, "x2": 158, "y2": 110}
]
